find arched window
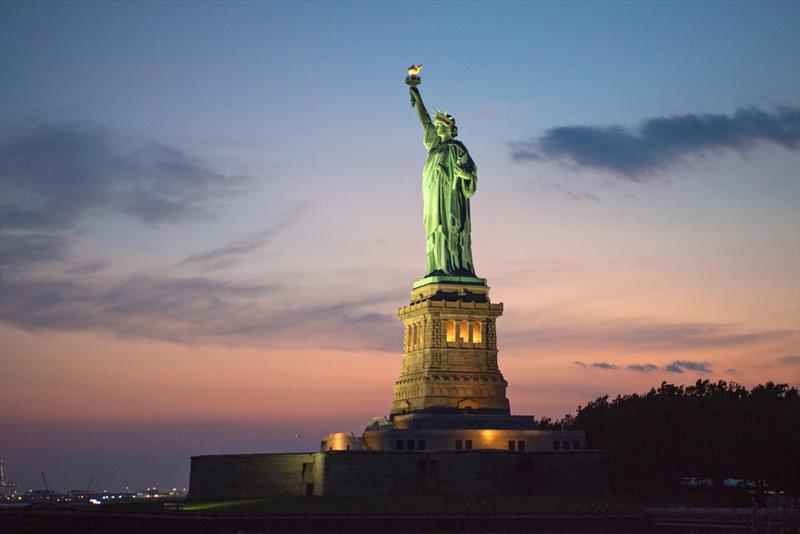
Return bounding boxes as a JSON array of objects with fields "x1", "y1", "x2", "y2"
[
  {"x1": 446, "y1": 320, "x2": 456, "y2": 342},
  {"x1": 459, "y1": 320, "x2": 469, "y2": 343},
  {"x1": 472, "y1": 321, "x2": 482, "y2": 344}
]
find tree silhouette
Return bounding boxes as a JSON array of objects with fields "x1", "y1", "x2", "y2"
[{"x1": 560, "y1": 380, "x2": 799, "y2": 493}]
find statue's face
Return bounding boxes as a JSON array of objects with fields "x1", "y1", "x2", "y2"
[{"x1": 435, "y1": 121, "x2": 453, "y2": 141}]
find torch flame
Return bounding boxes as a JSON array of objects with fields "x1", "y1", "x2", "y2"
[{"x1": 408, "y1": 64, "x2": 422, "y2": 76}]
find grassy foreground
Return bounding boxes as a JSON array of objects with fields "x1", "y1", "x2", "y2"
[{"x1": 179, "y1": 490, "x2": 753, "y2": 516}]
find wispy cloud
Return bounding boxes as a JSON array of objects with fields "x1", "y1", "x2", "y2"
[
  {"x1": 0, "y1": 270, "x2": 400, "y2": 350},
  {"x1": 0, "y1": 121, "x2": 248, "y2": 230},
  {"x1": 755, "y1": 355, "x2": 800, "y2": 370},
  {"x1": 505, "y1": 318, "x2": 793, "y2": 352},
  {"x1": 64, "y1": 261, "x2": 110, "y2": 276},
  {"x1": 523, "y1": 182, "x2": 600, "y2": 202},
  {"x1": 628, "y1": 363, "x2": 658, "y2": 372},
  {"x1": 574, "y1": 360, "x2": 717, "y2": 374},
  {"x1": 664, "y1": 360, "x2": 713, "y2": 374},
  {"x1": 179, "y1": 205, "x2": 306, "y2": 270},
  {"x1": 509, "y1": 106, "x2": 800, "y2": 179},
  {"x1": 774, "y1": 355, "x2": 800, "y2": 367},
  {"x1": 573, "y1": 360, "x2": 618, "y2": 370},
  {"x1": 0, "y1": 232, "x2": 73, "y2": 268}
]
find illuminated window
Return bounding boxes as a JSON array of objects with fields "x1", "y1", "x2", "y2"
[
  {"x1": 446, "y1": 320, "x2": 456, "y2": 342},
  {"x1": 472, "y1": 322, "x2": 482, "y2": 344},
  {"x1": 459, "y1": 320, "x2": 469, "y2": 342}
]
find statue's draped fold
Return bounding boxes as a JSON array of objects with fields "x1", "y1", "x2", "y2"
[{"x1": 421, "y1": 123, "x2": 477, "y2": 277}]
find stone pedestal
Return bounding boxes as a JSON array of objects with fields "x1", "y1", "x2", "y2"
[{"x1": 390, "y1": 277, "x2": 509, "y2": 416}]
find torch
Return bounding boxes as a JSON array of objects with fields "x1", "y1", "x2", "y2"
[{"x1": 406, "y1": 64, "x2": 422, "y2": 107}]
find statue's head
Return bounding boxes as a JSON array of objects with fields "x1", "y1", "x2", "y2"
[{"x1": 434, "y1": 111, "x2": 457, "y2": 140}]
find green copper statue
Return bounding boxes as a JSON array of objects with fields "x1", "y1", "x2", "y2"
[{"x1": 409, "y1": 84, "x2": 478, "y2": 277}]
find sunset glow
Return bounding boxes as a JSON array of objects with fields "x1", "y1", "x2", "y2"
[{"x1": 1, "y1": 1, "x2": 798, "y2": 492}]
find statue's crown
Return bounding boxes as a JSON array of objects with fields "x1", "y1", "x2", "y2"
[{"x1": 434, "y1": 111, "x2": 455, "y2": 127}]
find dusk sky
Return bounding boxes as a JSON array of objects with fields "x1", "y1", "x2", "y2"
[{"x1": 1, "y1": 1, "x2": 798, "y2": 492}]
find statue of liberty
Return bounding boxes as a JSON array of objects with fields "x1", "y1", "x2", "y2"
[{"x1": 409, "y1": 84, "x2": 478, "y2": 278}]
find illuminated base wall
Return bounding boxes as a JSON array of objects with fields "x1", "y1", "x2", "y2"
[
  {"x1": 188, "y1": 450, "x2": 607, "y2": 500},
  {"x1": 356, "y1": 413, "x2": 586, "y2": 453},
  {"x1": 361, "y1": 427, "x2": 586, "y2": 453}
]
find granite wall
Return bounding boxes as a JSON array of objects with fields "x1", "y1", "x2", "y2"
[
  {"x1": 188, "y1": 453, "x2": 323, "y2": 500},
  {"x1": 189, "y1": 450, "x2": 607, "y2": 500}
]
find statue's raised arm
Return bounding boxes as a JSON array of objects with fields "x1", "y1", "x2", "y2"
[
  {"x1": 409, "y1": 87, "x2": 432, "y2": 129},
  {"x1": 409, "y1": 87, "x2": 440, "y2": 153}
]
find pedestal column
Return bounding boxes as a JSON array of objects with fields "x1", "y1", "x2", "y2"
[{"x1": 391, "y1": 277, "x2": 509, "y2": 416}]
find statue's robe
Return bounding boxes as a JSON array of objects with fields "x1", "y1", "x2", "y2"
[{"x1": 421, "y1": 124, "x2": 477, "y2": 277}]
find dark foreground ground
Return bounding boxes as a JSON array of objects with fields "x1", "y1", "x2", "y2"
[{"x1": 2, "y1": 493, "x2": 798, "y2": 533}]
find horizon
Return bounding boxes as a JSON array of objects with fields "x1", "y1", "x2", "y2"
[{"x1": 1, "y1": 0, "x2": 798, "y2": 491}]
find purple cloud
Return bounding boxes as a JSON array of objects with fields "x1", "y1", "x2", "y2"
[
  {"x1": 628, "y1": 363, "x2": 658, "y2": 372},
  {"x1": 665, "y1": 360, "x2": 713, "y2": 374},
  {"x1": 592, "y1": 362, "x2": 618, "y2": 370},
  {"x1": 510, "y1": 106, "x2": 800, "y2": 179}
]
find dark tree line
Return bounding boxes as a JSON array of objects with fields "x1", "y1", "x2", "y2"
[{"x1": 538, "y1": 380, "x2": 800, "y2": 493}]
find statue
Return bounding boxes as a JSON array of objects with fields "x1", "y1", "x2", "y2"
[{"x1": 407, "y1": 69, "x2": 478, "y2": 278}]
